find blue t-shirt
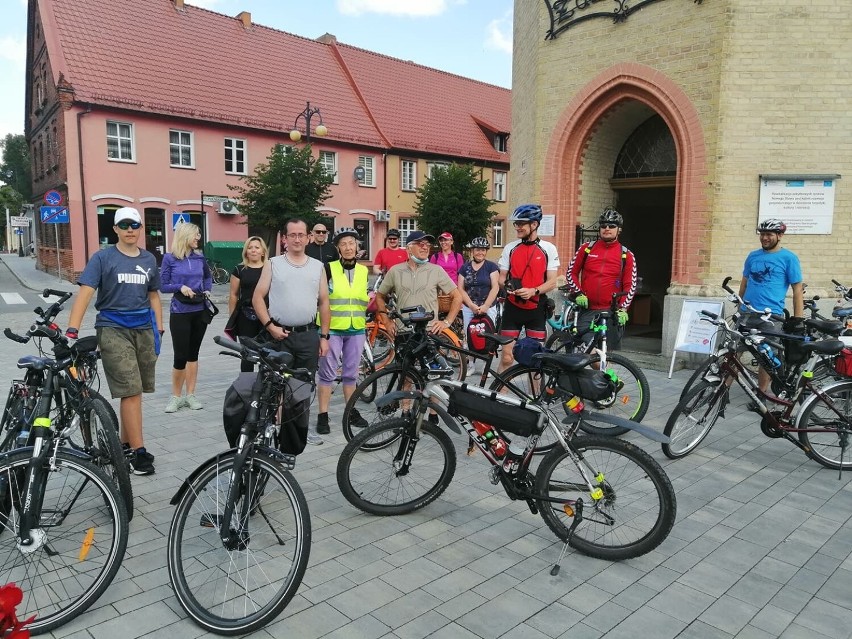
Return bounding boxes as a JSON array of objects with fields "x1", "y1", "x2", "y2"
[
  {"x1": 77, "y1": 246, "x2": 161, "y2": 328},
  {"x1": 742, "y1": 247, "x2": 802, "y2": 315},
  {"x1": 458, "y1": 260, "x2": 499, "y2": 306}
]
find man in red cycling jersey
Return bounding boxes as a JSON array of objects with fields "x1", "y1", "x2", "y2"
[
  {"x1": 566, "y1": 207, "x2": 637, "y2": 350},
  {"x1": 498, "y1": 204, "x2": 560, "y2": 371}
]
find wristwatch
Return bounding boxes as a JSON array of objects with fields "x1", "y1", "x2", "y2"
[
  {"x1": 320, "y1": 333, "x2": 330, "y2": 340},
  {"x1": 535, "y1": 288, "x2": 540, "y2": 296}
]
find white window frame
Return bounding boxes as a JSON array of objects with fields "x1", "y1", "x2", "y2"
[
  {"x1": 401, "y1": 159, "x2": 417, "y2": 191},
  {"x1": 169, "y1": 129, "x2": 194, "y2": 168},
  {"x1": 493, "y1": 171, "x2": 507, "y2": 202},
  {"x1": 427, "y1": 162, "x2": 450, "y2": 179},
  {"x1": 106, "y1": 121, "x2": 135, "y2": 162},
  {"x1": 224, "y1": 137, "x2": 247, "y2": 175},
  {"x1": 358, "y1": 155, "x2": 376, "y2": 187},
  {"x1": 494, "y1": 134, "x2": 508, "y2": 153},
  {"x1": 492, "y1": 220, "x2": 505, "y2": 248},
  {"x1": 398, "y1": 218, "x2": 419, "y2": 245},
  {"x1": 319, "y1": 150, "x2": 338, "y2": 183}
]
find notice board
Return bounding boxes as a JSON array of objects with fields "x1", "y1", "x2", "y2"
[{"x1": 668, "y1": 299, "x2": 725, "y2": 378}]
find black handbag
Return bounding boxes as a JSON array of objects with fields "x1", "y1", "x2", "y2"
[{"x1": 200, "y1": 298, "x2": 219, "y2": 324}]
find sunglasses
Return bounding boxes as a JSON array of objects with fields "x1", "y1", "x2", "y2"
[
  {"x1": 600, "y1": 223, "x2": 619, "y2": 230},
  {"x1": 116, "y1": 221, "x2": 142, "y2": 230},
  {"x1": 314, "y1": 230, "x2": 328, "y2": 235}
]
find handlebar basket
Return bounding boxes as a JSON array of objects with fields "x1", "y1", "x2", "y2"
[
  {"x1": 448, "y1": 387, "x2": 544, "y2": 437},
  {"x1": 557, "y1": 369, "x2": 616, "y2": 402}
]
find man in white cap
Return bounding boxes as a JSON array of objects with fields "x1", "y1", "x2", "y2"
[{"x1": 67, "y1": 207, "x2": 162, "y2": 475}]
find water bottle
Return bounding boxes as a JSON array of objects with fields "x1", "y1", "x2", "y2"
[
  {"x1": 758, "y1": 342, "x2": 782, "y2": 369},
  {"x1": 502, "y1": 439, "x2": 525, "y2": 474}
]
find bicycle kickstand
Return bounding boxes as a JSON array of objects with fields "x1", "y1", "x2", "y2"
[{"x1": 550, "y1": 499, "x2": 584, "y2": 576}]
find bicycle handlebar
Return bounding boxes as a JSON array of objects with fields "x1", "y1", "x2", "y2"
[
  {"x1": 213, "y1": 335, "x2": 312, "y2": 382},
  {"x1": 3, "y1": 328, "x2": 28, "y2": 344},
  {"x1": 721, "y1": 277, "x2": 779, "y2": 321}
]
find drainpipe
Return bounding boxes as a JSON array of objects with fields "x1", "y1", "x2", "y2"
[{"x1": 77, "y1": 104, "x2": 92, "y2": 258}]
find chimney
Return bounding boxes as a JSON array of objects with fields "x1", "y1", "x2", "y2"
[
  {"x1": 174, "y1": 0, "x2": 184, "y2": 8},
  {"x1": 237, "y1": 11, "x2": 251, "y2": 29},
  {"x1": 316, "y1": 33, "x2": 338, "y2": 44}
]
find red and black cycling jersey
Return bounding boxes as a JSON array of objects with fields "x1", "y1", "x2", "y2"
[
  {"x1": 566, "y1": 239, "x2": 637, "y2": 310},
  {"x1": 498, "y1": 239, "x2": 560, "y2": 310}
]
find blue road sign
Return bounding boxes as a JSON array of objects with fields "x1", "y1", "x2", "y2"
[
  {"x1": 14, "y1": 229, "x2": 24, "y2": 235},
  {"x1": 44, "y1": 190, "x2": 63, "y2": 205},
  {"x1": 172, "y1": 212, "x2": 190, "y2": 229},
  {"x1": 40, "y1": 206, "x2": 69, "y2": 224}
]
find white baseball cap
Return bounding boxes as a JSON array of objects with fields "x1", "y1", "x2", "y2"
[{"x1": 114, "y1": 207, "x2": 142, "y2": 225}]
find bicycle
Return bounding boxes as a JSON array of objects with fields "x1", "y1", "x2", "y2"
[
  {"x1": 543, "y1": 289, "x2": 651, "y2": 434},
  {"x1": 1, "y1": 290, "x2": 133, "y2": 519},
  {"x1": 337, "y1": 375, "x2": 675, "y2": 570},
  {"x1": 663, "y1": 300, "x2": 852, "y2": 471},
  {"x1": 167, "y1": 335, "x2": 312, "y2": 635},
  {"x1": 206, "y1": 258, "x2": 230, "y2": 285},
  {"x1": 0, "y1": 350, "x2": 129, "y2": 633}
]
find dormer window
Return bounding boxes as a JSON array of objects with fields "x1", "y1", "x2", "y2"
[{"x1": 494, "y1": 133, "x2": 508, "y2": 153}]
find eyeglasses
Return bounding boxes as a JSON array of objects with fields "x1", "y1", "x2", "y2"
[
  {"x1": 116, "y1": 221, "x2": 142, "y2": 230},
  {"x1": 439, "y1": 238, "x2": 452, "y2": 242},
  {"x1": 512, "y1": 222, "x2": 530, "y2": 228},
  {"x1": 408, "y1": 240, "x2": 432, "y2": 247},
  {"x1": 387, "y1": 237, "x2": 399, "y2": 241},
  {"x1": 314, "y1": 230, "x2": 328, "y2": 235},
  {"x1": 600, "y1": 223, "x2": 619, "y2": 230},
  {"x1": 286, "y1": 233, "x2": 308, "y2": 240}
]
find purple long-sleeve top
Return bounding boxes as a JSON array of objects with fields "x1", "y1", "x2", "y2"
[{"x1": 160, "y1": 251, "x2": 212, "y2": 314}]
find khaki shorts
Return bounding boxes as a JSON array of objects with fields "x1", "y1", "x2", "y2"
[{"x1": 97, "y1": 326, "x2": 157, "y2": 398}]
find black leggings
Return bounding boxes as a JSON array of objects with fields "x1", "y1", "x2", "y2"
[{"x1": 170, "y1": 311, "x2": 208, "y2": 369}]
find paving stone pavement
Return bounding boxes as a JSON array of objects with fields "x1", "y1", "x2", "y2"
[{"x1": 1, "y1": 254, "x2": 852, "y2": 639}]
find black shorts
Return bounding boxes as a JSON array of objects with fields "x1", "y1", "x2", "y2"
[{"x1": 500, "y1": 301, "x2": 547, "y2": 340}]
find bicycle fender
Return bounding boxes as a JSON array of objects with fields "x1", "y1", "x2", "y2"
[
  {"x1": 429, "y1": 402, "x2": 462, "y2": 434},
  {"x1": 374, "y1": 391, "x2": 462, "y2": 434},
  {"x1": 566, "y1": 410, "x2": 671, "y2": 443},
  {"x1": 0, "y1": 446, "x2": 92, "y2": 464}
]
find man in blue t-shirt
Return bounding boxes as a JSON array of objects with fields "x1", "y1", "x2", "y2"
[{"x1": 739, "y1": 218, "x2": 803, "y2": 392}]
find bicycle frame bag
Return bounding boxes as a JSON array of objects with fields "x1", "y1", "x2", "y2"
[
  {"x1": 448, "y1": 386, "x2": 544, "y2": 437},
  {"x1": 782, "y1": 327, "x2": 809, "y2": 366},
  {"x1": 466, "y1": 314, "x2": 497, "y2": 355},
  {"x1": 513, "y1": 337, "x2": 549, "y2": 368},
  {"x1": 557, "y1": 368, "x2": 615, "y2": 402},
  {"x1": 835, "y1": 348, "x2": 852, "y2": 377}
]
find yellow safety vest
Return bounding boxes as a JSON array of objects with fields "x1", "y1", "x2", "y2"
[{"x1": 326, "y1": 261, "x2": 369, "y2": 331}]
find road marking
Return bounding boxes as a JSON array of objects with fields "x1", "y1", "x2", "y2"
[{"x1": 1, "y1": 292, "x2": 27, "y2": 305}]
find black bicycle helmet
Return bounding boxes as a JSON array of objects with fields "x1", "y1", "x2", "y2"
[
  {"x1": 756, "y1": 219, "x2": 786, "y2": 234},
  {"x1": 598, "y1": 207, "x2": 623, "y2": 227},
  {"x1": 333, "y1": 227, "x2": 360, "y2": 245},
  {"x1": 510, "y1": 204, "x2": 543, "y2": 223},
  {"x1": 469, "y1": 236, "x2": 490, "y2": 249},
  {"x1": 386, "y1": 228, "x2": 401, "y2": 238}
]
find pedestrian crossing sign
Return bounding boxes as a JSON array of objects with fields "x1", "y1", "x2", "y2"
[{"x1": 172, "y1": 212, "x2": 190, "y2": 229}]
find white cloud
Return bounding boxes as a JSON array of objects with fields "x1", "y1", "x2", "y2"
[
  {"x1": 0, "y1": 36, "x2": 27, "y2": 68},
  {"x1": 337, "y1": 0, "x2": 448, "y2": 18},
  {"x1": 485, "y1": 8, "x2": 512, "y2": 55}
]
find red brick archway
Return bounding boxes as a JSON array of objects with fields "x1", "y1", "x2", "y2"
[{"x1": 541, "y1": 63, "x2": 707, "y2": 285}]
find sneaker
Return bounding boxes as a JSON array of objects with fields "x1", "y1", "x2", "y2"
[
  {"x1": 164, "y1": 396, "x2": 183, "y2": 413},
  {"x1": 129, "y1": 447, "x2": 155, "y2": 475},
  {"x1": 350, "y1": 408, "x2": 369, "y2": 429},
  {"x1": 316, "y1": 412, "x2": 330, "y2": 435},
  {"x1": 306, "y1": 431, "x2": 324, "y2": 446},
  {"x1": 185, "y1": 394, "x2": 203, "y2": 410}
]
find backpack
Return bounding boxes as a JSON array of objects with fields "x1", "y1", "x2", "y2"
[{"x1": 466, "y1": 314, "x2": 497, "y2": 354}]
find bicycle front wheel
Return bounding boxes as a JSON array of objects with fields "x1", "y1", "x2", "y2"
[
  {"x1": 337, "y1": 418, "x2": 456, "y2": 516},
  {"x1": 342, "y1": 365, "x2": 425, "y2": 444},
  {"x1": 168, "y1": 451, "x2": 311, "y2": 635},
  {"x1": 0, "y1": 449, "x2": 128, "y2": 634},
  {"x1": 536, "y1": 435, "x2": 676, "y2": 561},
  {"x1": 797, "y1": 381, "x2": 852, "y2": 470},
  {"x1": 663, "y1": 380, "x2": 726, "y2": 459}
]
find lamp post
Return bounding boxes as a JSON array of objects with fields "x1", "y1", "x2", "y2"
[{"x1": 289, "y1": 102, "x2": 328, "y2": 144}]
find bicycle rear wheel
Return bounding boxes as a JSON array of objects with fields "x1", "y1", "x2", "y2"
[
  {"x1": 342, "y1": 365, "x2": 425, "y2": 444},
  {"x1": 337, "y1": 418, "x2": 456, "y2": 516},
  {"x1": 663, "y1": 380, "x2": 726, "y2": 459},
  {"x1": 0, "y1": 449, "x2": 128, "y2": 633},
  {"x1": 488, "y1": 364, "x2": 560, "y2": 454},
  {"x1": 168, "y1": 451, "x2": 311, "y2": 635},
  {"x1": 434, "y1": 329, "x2": 466, "y2": 381},
  {"x1": 536, "y1": 435, "x2": 676, "y2": 560},
  {"x1": 797, "y1": 381, "x2": 852, "y2": 470}
]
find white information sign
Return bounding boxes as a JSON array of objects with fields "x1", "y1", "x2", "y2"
[
  {"x1": 538, "y1": 214, "x2": 555, "y2": 237},
  {"x1": 668, "y1": 299, "x2": 725, "y2": 378},
  {"x1": 758, "y1": 177, "x2": 837, "y2": 234},
  {"x1": 10, "y1": 216, "x2": 30, "y2": 227}
]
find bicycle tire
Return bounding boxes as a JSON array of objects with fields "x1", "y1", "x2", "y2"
[
  {"x1": 80, "y1": 398, "x2": 134, "y2": 521},
  {"x1": 679, "y1": 356, "x2": 716, "y2": 401},
  {"x1": 358, "y1": 354, "x2": 377, "y2": 403},
  {"x1": 797, "y1": 380, "x2": 852, "y2": 470},
  {"x1": 0, "y1": 392, "x2": 28, "y2": 453},
  {"x1": 536, "y1": 435, "x2": 676, "y2": 560},
  {"x1": 0, "y1": 449, "x2": 128, "y2": 633},
  {"x1": 488, "y1": 364, "x2": 561, "y2": 455},
  {"x1": 337, "y1": 418, "x2": 456, "y2": 516},
  {"x1": 167, "y1": 451, "x2": 311, "y2": 635},
  {"x1": 663, "y1": 380, "x2": 726, "y2": 459},
  {"x1": 368, "y1": 325, "x2": 395, "y2": 369},
  {"x1": 342, "y1": 365, "x2": 425, "y2": 445}
]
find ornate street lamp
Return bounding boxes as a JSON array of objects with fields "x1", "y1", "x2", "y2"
[{"x1": 289, "y1": 102, "x2": 328, "y2": 143}]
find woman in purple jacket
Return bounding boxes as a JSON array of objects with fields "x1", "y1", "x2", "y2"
[{"x1": 160, "y1": 223, "x2": 212, "y2": 412}]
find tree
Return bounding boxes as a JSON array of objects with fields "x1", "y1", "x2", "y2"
[
  {"x1": 228, "y1": 144, "x2": 334, "y2": 254},
  {"x1": 0, "y1": 134, "x2": 32, "y2": 201},
  {"x1": 414, "y1": 163, "x2": 495, "y2": 249}
]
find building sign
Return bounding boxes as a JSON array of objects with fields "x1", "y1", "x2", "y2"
[
  {"x1": 544, "y1": 0, "x2": 704, "y2": 40},
  {"x1": 758, "y1": 175, "x2": 840, "y2": 235}
]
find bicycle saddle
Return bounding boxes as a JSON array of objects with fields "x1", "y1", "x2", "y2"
[
  {"x1": 833, "y1": 307, "x2": 852, "y2": 319},
  {"x1": 805, "y1": 318, "x2": 844, "y2": 336},
  {"x1": 17, "y1": 354, "x2": 54, "y2": 371},
  {"x1": 483, "y1": 333, "x2": 513, "y2": 346},
  {"x1": 801, "y1": 339, "x2": 846, "y2": 356},
  {"x1": 532, "y1": 352, "x2": 592, "y2": 372}
]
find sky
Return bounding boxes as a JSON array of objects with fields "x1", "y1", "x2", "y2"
[{"x1": 0, "y1": 0, "x2": 513, "y2": 144}]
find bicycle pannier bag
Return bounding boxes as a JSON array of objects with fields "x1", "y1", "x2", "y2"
[
  {"x1": 835, "y1": 348, "x2": 852, "y2": 377},
  {"x1": 513, "y1": 337, "x2": 548, "y2": 368},
  {"x1": 557, "y1": 368, "x2": 615, "y2": 402},
  {"x1": 448, "y1": 387, "x2": 544, "y2": 437},
  {"x1": 466, "y1": 314, "x2": 496, "y2": 355}
]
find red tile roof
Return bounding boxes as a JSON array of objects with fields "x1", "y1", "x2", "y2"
[{"x1": 39, "y1": 0, "x2": 510, "y2": 162}]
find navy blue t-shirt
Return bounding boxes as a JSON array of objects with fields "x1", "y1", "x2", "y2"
[{"x1": 458, "y1": 260, "x2": 498, "y2": 305}]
